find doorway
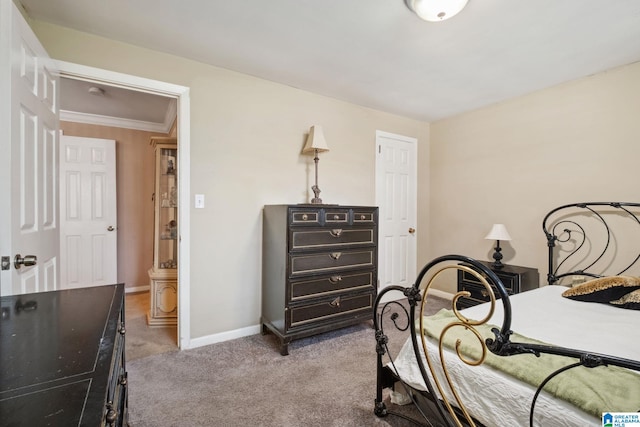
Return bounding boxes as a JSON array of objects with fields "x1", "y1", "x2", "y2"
[{"x1": 58, "y1": 61, "x2": 191, "y2": 350}]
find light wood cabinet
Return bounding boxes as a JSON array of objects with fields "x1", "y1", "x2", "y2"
[{"x1": 147, "y1": 137, "x2": 178, "y2": 326}]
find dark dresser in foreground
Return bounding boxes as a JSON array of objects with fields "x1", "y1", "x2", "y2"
[
  {"x1": 0, "y1": 284, "x2": 128, "y2": 426},
  {"x1": 262, "y1": 204, "x2": 378, "y2": 355},
  {"x1": 457, "y1": 260, "x2": 539, "y2": 308}
]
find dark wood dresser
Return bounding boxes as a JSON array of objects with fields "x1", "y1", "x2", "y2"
[
  {"x1": 0, "y1": 284, "x2": 128, "y2": 426},
  {"x1": 262, "y1": 204, "x2": 378, "y2": 355},
  {"x1": 457, "y1": 260, "x2": 539, "y2": 308}
]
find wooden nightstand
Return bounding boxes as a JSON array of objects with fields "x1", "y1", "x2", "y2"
[{"x1": 456, "y1": 260, "x2": 539, "y2": 309}]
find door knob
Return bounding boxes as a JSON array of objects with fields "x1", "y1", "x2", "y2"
[
  {"x1": 14, "y1": 254, "x2": 37, "y2": 269},
  {"x1": 408, "y1": 228, "x2": 416, "y2": 234},
  {"x1": 107, "y1": 226, "x2": 115, "y2": 231}
]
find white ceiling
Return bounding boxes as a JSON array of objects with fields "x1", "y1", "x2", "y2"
[
  {"x1": 21, "y1": 0, "x2": 640, "y2": 123},
  {"x1": 59, "y1": 78, "x2": 176, "y2": 132}
]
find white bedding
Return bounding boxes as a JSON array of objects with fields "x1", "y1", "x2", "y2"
[{"x1": 390, "y1": 285, "x2": 640, "y2": 427}]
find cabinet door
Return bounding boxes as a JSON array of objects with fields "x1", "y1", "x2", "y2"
[
  {"x1": 151, "y1": 280, "x2": 177, "y2": 318},
  {"x1": 155, "y1": 146, "x2": 178, "y2": 270}
]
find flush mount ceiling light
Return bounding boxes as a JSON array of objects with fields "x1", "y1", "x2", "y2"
[
  {"x1": 88, "y1": 86, "x2": 106, "y2": 96},
  {"x1": 405, "y1": 0, "x2": 469, "y2": 22}
]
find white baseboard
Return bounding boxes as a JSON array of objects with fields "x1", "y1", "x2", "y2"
[
  {"x1": 125, "y1": 285, "x2": 150, "y2": 294},
  {"x1": 186, "y1": 324, "x2": 262, "y2": 350},
  {"x1": 172, "y1": 289, "x2": 455, "y2": 351}
]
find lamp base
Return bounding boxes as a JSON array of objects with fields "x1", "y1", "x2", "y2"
[
  {"x1": 310, "y1": 184, "x2": 322, "y2": 204},
  {"x1": 491, "y1": 244, "x2": 504, "y2": 269}
]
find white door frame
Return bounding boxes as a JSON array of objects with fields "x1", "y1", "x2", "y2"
[
  {"x1": 56, "y1": 61, "x2": 192, "y2": 350},
  {"x1": 375, "y1": 130, "x2": 418, "y2": 300}
]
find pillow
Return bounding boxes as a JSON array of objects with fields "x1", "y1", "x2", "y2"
[
  {"x1": 610, "y1": 288, "x2": 640, "y2": 310},
  {"x1": 562, "y1": 276, "x2": 640, "y2": 304}
]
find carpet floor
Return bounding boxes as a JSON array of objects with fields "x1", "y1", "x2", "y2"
[{"x1": 126, "y1": 295, "x2": 451, "y2": 427}]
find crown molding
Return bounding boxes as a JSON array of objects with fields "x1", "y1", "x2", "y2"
[{"x1": 60, "y1": 98, "x2": 176, "y2": 133}]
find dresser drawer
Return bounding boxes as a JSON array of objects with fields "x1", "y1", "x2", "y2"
[
  {"x1": 291, "y1": 227, "x2": 375, "y2": 251},
  {"x1": 288, "y1": 292, "x2": 373, "y2": 329},
  {"x1": 290, "y1": 271, "x2": 374, "y2": 301},
  {"x1": 290, "y1": 208, "x2": 321, "y2": 226},
  {"x1": 323, "y1": 208, "x2": 350, "y2": 224},
  {"x1": 458, "y1": 281, "x2": 511, "y2": 305},
  {"x1": 105, "y1": 310, "x2": 127, "y2": 426},
  {"x1": 460, "y1": 268, "x2": 517, "y2": 293},
  {"x1": 290, "y1": 249, "x2": 375, "y2": 276},
  {"x1": 353, "y1": 210, "x2": 376, "y2": 223}
]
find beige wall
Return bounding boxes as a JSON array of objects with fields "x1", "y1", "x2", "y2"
[
  {"x1": 429, "y1": 61, "x2": 640, "y2": 292},
  {"x1": 32, "y1": 22, "x2": 430, "y2": 340},
  {"x1": 60, "y1": 122, "x2": 169, "y2": 290}
]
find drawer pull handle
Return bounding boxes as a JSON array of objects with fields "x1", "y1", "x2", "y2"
[
  {"x1": 360, "y1": 214, "x2": 366, "y2": 220},
  {"x1": 330, "y1": 229, "x2": 343, "y2": 237},
  {"x1": 119, "y1": 323, "x2": 126, "y2": 335},
  {"x1": 329, "y1": 275, "x2": 342, "y2": 283},
  {"x1": 334, "y1": 214, "x2": 340, "y2": 220},
  {"x1": 329, "y1": 297, "x2": 341, "y2": 307},
  {"x1": 105, "y1": 405, "x2": 117, "y2": 425},
  {"x1": 330, "y1": 252, "x2": 341, "y2": 260},
  {"x1": 302, "y1": 214, "x2": 308, "y2": 220}
]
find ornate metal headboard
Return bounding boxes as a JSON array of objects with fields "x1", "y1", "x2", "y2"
[{"x1": 543, "y1": 202, "x2": 640, "y2": 285}]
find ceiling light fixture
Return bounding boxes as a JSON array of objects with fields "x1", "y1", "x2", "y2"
[
  {"x1": 404, "y1": 0, "x2": 469, "y2": 22},
  {"x1": 88, "y1": 86, "x2": 106, "y2": 96}
]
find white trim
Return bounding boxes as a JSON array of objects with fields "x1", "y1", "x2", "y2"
[
  {"x1": 188, "y1": 324, "x2": 262, "y2": 350},
  {"x1": 125, "y1": 285, "x2": 150, "y2": 294},
  {"x1": 56, "y1": 60, "x2": 192, "y2": 351},
  {"x1": 60, "y1": 108, "x2": 174, "y2": 133},
  {"x1": 177, "y1": 89, "x2": 191, "y2": 350}
]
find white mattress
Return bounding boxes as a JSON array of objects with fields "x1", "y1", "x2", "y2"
[{"x1": 390, "y1": 285, "x2": 640, "y2": 427}]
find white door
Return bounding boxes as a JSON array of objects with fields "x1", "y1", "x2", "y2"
[
  {"x1": 375, "y1": 131, "x2": 418, "y2": 294},
  {"x1": 0, "y1": 1, "x2": 60, "y2": 296},
  {"x1": 60, "y1": 135, "x2": 117, "y2": 288}
]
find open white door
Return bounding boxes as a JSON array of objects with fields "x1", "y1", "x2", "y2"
[
  {"x1": 0, "y1": 0, "x2": 60, "y2": 296},
  {"x1": 375, "y1": 131, "x2": 418, "y2": 295},
  {"x1": 60, "y1": 135, "x2": 117, "y2": 288}
]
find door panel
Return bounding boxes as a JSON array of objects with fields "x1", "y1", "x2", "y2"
[
  {"x1": 0, "y1": 1, "x2": 60, "y2": 295},
  {"x1": 375, "y1": 131, "x2": 417, "y2": 294},
  {"x1": 60, "y1": 135, "x2": 117, "y2": 288}
]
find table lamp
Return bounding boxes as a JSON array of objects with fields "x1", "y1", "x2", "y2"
[
  {"x1": 485, "y1": 223, "x2": 512, "y2": 269},
  {"x1": 302, "y1": 125, "x2": 329, "y2": 204}
]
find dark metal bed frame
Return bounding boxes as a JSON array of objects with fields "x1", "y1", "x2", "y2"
[
  {"x1": 373, "y1": 202, "x2": 640, "y2": 427},
  {"x1": 543, "y1": 202, "x2": 640, "y2": 285}
]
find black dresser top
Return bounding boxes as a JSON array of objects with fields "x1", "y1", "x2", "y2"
[{"x1": 0, "y1": 284, "x2": 123, "y2": 426}]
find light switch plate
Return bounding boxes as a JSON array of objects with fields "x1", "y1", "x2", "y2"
[{"x1": 195, "y1": 194, "x2": 205, "y2": 209}]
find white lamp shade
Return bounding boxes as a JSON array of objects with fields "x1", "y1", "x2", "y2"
[
  {"x1": 405, "y1": 0, "x2": 469, "y2": 22},
  {"x1": 302, "y1": 125, "x2": 329, "y2": 154},
  {"x1": 485, "y1": 224, "x2": 512, "y2": 241}
]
